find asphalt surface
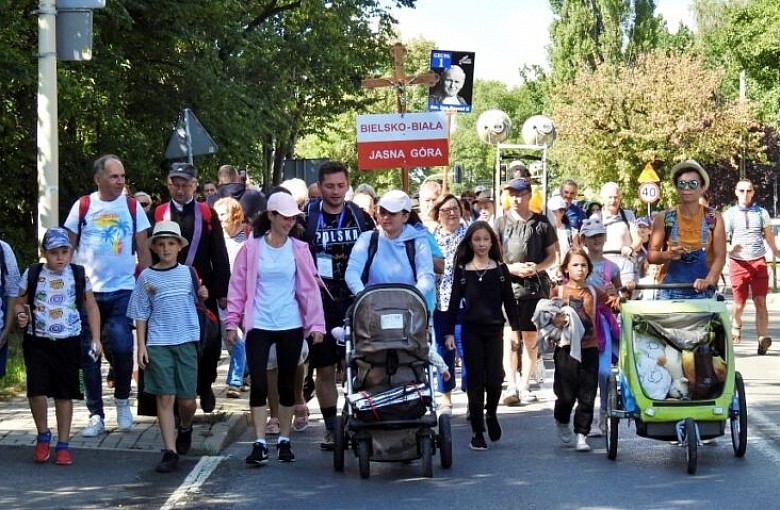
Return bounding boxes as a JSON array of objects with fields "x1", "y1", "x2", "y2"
[{"x1": 0, "y1": 296, "x2": 778, "y2": 509}]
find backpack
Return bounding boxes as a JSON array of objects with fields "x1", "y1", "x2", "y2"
[
  {"x1": 187, "y1": 266, "x2": 221, "y2": 355},
  {"x1": 0, "y1": 242, "x2": 7, "y2": 298},
  {"x1": 154, "y1": 201, "x2": 213, "y2": 234},
  {"x1": 25, "y1": 263, "x2": 87, "y2": 338},
  {"x1": 361, "y1": 230, "x2": 417, "y2": 285},
  {"x1": 663, "y1": 207, "x2": 717, "y2": 247},
  {"x1": 77, "y1": 195, "x2": 139, "y2": 254},
  {"x1": 304, "y1": 199, "x2": 370, "y2": 249}
]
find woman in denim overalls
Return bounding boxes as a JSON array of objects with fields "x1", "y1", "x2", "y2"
[{"x1": 647, "y1": 160, "x2": 726, "y2": 299}]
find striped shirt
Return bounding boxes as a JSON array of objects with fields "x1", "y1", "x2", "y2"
[
  {"x1": 127, "y1": 263, "x2": 199, "y2": 346},
  {"x1": 724, "y1": 204, "x2": 771, "y2": 261}
]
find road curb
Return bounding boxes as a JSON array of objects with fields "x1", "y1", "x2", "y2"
[{"x1": 200, "y1": 411, "x2": 251, "y2": 455}]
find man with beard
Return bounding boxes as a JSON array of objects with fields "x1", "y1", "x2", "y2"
[{"x1": 302, "y1": 161, "x2": 374, "y2": 449}]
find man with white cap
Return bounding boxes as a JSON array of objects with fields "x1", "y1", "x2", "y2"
[{"x1": 64, "y1": 154, "x2": 151, "y2": 437}]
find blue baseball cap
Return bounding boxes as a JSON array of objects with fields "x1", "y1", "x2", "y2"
[
  {"x1": 42, "y1": 227, "x2": 71, "y2": 250},
  {"x1": 503, "y1": 178, "x2": 532, "y2": 193}
]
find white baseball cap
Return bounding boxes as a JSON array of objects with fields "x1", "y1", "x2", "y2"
[
  {"x1": 267, "y1": 192, "x2": 303, "y2": 217},
  {"x1": 377, "y1": 190, "x2": 412, "y2": 213}
]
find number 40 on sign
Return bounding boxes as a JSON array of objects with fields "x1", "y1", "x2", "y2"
[{"x1": 638, "y1": 182, "x2": 661, "y2": 204}]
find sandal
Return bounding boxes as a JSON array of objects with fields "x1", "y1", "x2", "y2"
[
  {"x1": 292, "y1": 405, "x2": 309, "y2": 432},
  {"x1": 266, "y1": 417, "x2": 280, "y2": 435},
  {"x1": 731, "y1": 326, "x2": 741, "y2": 345}
]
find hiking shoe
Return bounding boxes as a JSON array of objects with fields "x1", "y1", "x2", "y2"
[
  {"x1": 54, "y1": 448, "x2": 73, "y2": 466},
  {"x1": 156, "y1": 450, "x2": 179, "y2": 473},
  {"x1": 33, "y1": 441, "x2": 50, "y2": 463},
  {"x1": 200, "y1": 388, "x2": 216, "y2": 413},
  {"x1": 758, "y1": 336, "x2": 772, "y2": 355},
  {"x1": 226, "y1": 386, "x2": 241, "y2": 399},
  {"x1": 556, "y1": 421, "x2": 572, "y2": 444},
  {"x1": 320, "y1": 431, "x2": 335, "y2": 451},
  {"x1": 246, "y1": 442, "x2": 269, "y2": 466},
  {"x1": 115, "y1": 398, "x2": 134, "y2": 431},
  {"x1": 469, "y1": 432, "x2": 488, "y2": 451},
  {"x1": 176, "y1": 427, "x2": 193, "y2": 455},
  {"x1": 486, "y1": 415, "x2": 502, "y2": 442},
  {"x1": 80, "y1": 415, "x2": 105, "y2": 438},
  {"x1": 277, "y1": 439, "x2": 295, "y2": 462},
  {"x1": 575, "y1": 433, "x2": 591, "y2": 452}
]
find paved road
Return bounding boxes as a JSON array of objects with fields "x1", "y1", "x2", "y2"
[{"x1": 0, "y1": 298, "x2": 778, "y2": 509}]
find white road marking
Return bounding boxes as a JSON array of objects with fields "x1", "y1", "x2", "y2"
[{"x1": 160, "y1": 455, "x2": 225, "y2": 510}]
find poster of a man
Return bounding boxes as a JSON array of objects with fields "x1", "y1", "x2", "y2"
[{"x1": 428, "y1": 50, "x2": 475, "y2": 113}]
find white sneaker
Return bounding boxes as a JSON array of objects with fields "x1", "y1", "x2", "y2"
[
  {"x1": 520, "y1": 390, "x2": 537, "y2": 404},
  {"x1": 81, "y1": 414, "x2": 105, "y2": 437},
  {"x1": 115, "y1": 398, "x2": 134, "y2": 431},
  {"x1": 556, "y1": 421, "x2": 572, "y2": 444},
  {"x1": 575, "y1": 433, "x2": 591, "y2": 452}
]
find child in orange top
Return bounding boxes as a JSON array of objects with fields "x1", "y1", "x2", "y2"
[{"x1": 551, "y1": 248, "x2": 598, "y2": 453}]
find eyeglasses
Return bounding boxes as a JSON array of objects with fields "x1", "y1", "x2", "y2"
[
  {"x1": 438, "y1": 206, "x2": 460, "y2": 215},
  {"x1": 676, "y1": 179, "x2": 700, "y2": 190}
]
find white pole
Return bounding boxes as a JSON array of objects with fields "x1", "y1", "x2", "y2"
[{"x1": 38, "y1": 0, "x2": 58, "y2": 239}]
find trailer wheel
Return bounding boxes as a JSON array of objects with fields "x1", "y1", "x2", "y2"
[
  {"x1": 730, "y1": 371, "x2": 748, "y2": 458},
  {"x1": 685, "y1": 418, "x2": 698, "y2": 475}
]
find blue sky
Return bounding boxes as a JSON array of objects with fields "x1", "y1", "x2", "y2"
[{"x1": 391, "y1": 0, "x2": 695, "y2": 87}]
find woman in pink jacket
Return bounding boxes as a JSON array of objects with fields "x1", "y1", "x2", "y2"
[{"x1": 225, "y1": 191, "x2": 325, "y2": 466}]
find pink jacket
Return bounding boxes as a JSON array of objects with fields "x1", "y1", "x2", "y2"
[{"x1": 224, "y1": 235, "x2": 325, "y2": 337}]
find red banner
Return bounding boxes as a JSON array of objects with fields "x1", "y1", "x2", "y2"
[{"x1": 357, "y1": 139, "x2": 449, "y2": 170}]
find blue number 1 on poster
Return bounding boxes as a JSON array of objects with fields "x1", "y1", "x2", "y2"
[{"x1": 431, "y1": 51, "x2": 452, "y2": 69}]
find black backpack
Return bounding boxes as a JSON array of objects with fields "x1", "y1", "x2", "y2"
[{"x1": 361, "y1": 230, "x2": 416, "y2": 285}]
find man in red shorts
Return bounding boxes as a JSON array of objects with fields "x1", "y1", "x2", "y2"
[{"x1": 724, "y1": 179, "x2": 780, "y2": 355}]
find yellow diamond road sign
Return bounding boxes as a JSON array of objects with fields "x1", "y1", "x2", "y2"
[{"x1": 638, "y1": 162, "x2": 660, "y2": 183}]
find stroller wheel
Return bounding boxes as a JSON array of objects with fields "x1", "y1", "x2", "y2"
[
  {"x1": 357, "y1": 438, "x2": 371, "y2": 479},
  {"x1": 730, "y1": 371, "x2": 748, "y2": 458},
  {"x1": 333, "y1": 416, "x2": 345, "y2": 472},
  {"x1": 438, "y1": 415, "x2": 453, "y2": 469},
  {"x1": 420, "y1": 433, "x2": 433, "y2": 478}
]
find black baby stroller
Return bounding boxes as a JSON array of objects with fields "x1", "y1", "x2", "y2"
[{"x1": 333, "y1": 284, "x2": 453, "y2": 479}]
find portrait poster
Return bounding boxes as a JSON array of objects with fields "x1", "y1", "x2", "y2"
[{"x1": 427, "y1": 50, "x2": 475, "y2": 113}]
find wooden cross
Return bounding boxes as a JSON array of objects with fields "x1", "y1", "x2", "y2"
[{"x1": 362, "y1": 43, "x2": 439, "y2": 192}]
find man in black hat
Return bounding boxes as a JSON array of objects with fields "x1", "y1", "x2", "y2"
[{"x1": 151, "y1": 162, "x2": 230, "y2": 413}]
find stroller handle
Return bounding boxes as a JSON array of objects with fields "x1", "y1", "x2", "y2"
[{"x1": 623, "y1": 283, "x2": 717, "y2": 291}]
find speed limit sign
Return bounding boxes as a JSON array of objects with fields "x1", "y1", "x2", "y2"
[{"x1": 638, "y1": 182, "x2": 660, "y2": 204}]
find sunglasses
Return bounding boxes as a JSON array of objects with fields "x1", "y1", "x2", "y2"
[
  {"x1": 139, "y1": 201, "x2": 151, "y2": 207},
  {"x1": 676, "y1": 179, "x2": 700, "y2": 190}
]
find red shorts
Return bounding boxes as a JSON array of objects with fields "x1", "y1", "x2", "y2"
[{"x1": 729, "y1": 257, "x2": 769, "y2": 304}]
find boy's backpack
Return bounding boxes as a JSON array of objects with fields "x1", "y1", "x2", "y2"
[
  {"x1": 361, "y1": 230, "x2": 416, "y2": 285},
  {"x1": 25, "y1": 263, "x2": 87, "y2": 336},
  {"x1": 187, "y1": 266, "x2": 220, "y2": 355},
  {"x1": 77, "y1": 195, "x2": 139, "y2": 254}
]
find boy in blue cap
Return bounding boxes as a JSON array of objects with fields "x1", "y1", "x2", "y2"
[{"x1": 15, "y1": 227, "x2": 101, "y2": 465}]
